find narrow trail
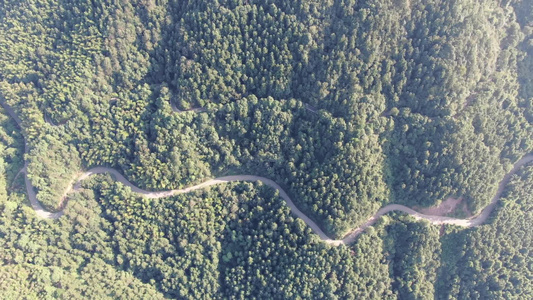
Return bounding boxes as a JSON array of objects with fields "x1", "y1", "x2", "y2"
[
  {"x1": 44, "y1": 113, "x2": 57, "y2": 126},
  {"x1": 9, "y1": 167, "x2": 25, "y2": 190},
  {"x1": 2, "y1": 100, "x2": 531, "y2": 245}
]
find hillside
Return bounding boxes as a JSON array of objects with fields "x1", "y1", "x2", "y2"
[{"x1": 0, "y1": 0, "x2": 531, "y2": 298}]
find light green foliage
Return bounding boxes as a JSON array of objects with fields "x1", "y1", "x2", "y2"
[
  {"x1": 0, "y1": 263, "x2": 164, "y2": 300},
  {"x1": 26, "y1": 134, "x2": 81, "y2": 211}
]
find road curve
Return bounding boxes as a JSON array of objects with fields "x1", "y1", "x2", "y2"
[{"x1": 2, "y1": 100, "x2": 532, "y2": 245}]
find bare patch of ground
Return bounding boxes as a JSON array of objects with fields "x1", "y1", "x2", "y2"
[
  {"x1": 416, "y1": 197, "x2": 464, "y2": 216},
  {"x1": 461, "y1": 202, "x2": 473, "y2": 218}
]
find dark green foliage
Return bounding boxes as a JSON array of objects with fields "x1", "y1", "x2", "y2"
[
  {"x1": 0, "y1": 0, "x2": 531, "y2": 298},
  {"x1": 384, "y1": 216, "x2": 441, "y2": 299},
  {"x1": 0, "y1": 107, "x2": 24, "y2": 199},
  {"x1": 437, "y1": 163, "x2": 532, "y2": 299},
  {"x1": 1, "y1": 0, "x2": 531, "y2": 234}
]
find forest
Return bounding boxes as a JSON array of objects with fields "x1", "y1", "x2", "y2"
[{"x1": 0, "y1": 0, "x2": 532, "y2": 298}]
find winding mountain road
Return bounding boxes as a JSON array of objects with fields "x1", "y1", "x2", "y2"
[{"x1": 1, "y1": 100, "x2": 531, "y2": 245}]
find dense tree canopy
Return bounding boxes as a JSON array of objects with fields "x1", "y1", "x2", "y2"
[
  {"x1": 437, "y1": 163, "x2": 533, "y2": 299},
  {"x1": 0, "y1": 0, "x2": 531, "y2": 298}
]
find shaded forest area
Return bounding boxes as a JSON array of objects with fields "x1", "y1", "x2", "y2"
[{"x1": 0, "y1": 0, "x2": 532, "y2": 298}]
